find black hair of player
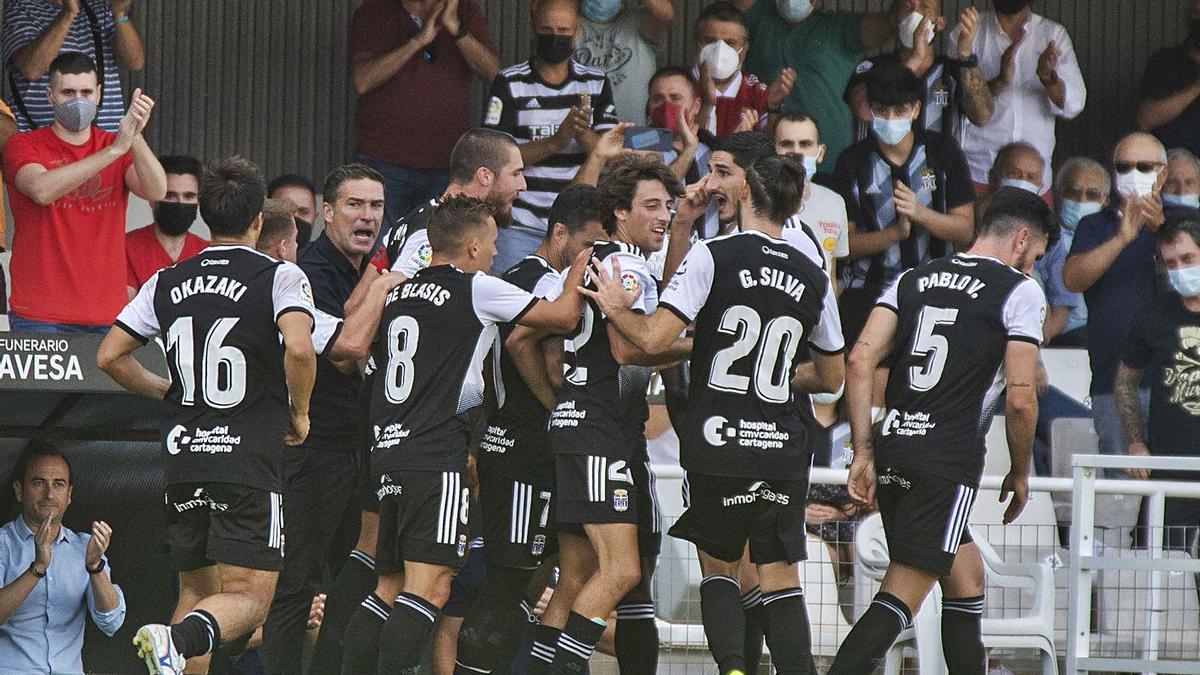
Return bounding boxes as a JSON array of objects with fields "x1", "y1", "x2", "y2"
[
  {"x1": 268, "y1": 173, "x2": 317, "y2": 199},
  {"x1": 48, "y1": 51, "x2": 97, "y2": 85},
  {"x1": 649, "y1": 65, "x2": 701, "y2": 100},
  {"x1": 696, "y1": 1, "x2": 747, "y2": 33},
  {"x1": 979, "y1": 186, "x2": 1061, "y2": 248},
  {"x1": 450, "y1": 128, "x2": 520, "y2": 185},
  {"x1": 744, "y1": 154, "x2": 806, "y2": 224},
  {"x1": 200, "y1": 155, "x2": 266, "y2": 238},
  {"x1": 546, "y1": 185, "x2": 603, "y2": 239},
  {"x1": 710, "y1": 131, "x2": 775, "y2": 172},
  {"x1": 1154, "y1": 209, "x2": 1200, "y2": 248},
  {"x1": 866, "y1": 60, "x2": 922, "y2": 107},
  {"x1": 12, "y1": 439, "x2": 72, "y2": 487},
  {"x1": 322, "y1": 163, "x2": 384, "y2": 206},
  {"x1": 159, "y1": 155, "x2": 203, "y2": 182},
  {"x1": 428, "y1": 195, "x2": 495, "y2": 256},
  {"x1": 597, "y1": 154, "x2": 684, "y2": 234}
]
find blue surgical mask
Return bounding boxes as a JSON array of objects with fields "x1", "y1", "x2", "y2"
[
  {"x1": 1058, "y1": 199, "x2": 1102, "y2": 232},
  {"x1": 871, "y1": 116, "x2": 913, "y2": 146},
  {"x1": 1000, "y1": 178, "x2": 1041, "y2": 194},
  {"x1": 776, "y1": 0, "x2": 814, "y2": 23},
  {"x1": 1163, "y1": 193, "x2": 1200, "y2": 209},
  {"x1": 801, "y1": 154, "x2": 818, "y2": 179},
  {"x1": 1168, "y1": 264, "x2": 1200, "y2": 298},
  {"x1": 580, "y1": 0, "x2": 622, "y2": 23}
]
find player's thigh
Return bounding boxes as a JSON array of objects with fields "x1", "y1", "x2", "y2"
[
  {"x1": 175, "y1": 565, "x2": 222, "y2": 621},
  {"x1": 939, "y1": 541, "x2": 985, "y2": 598},
  {"x1": 757, "y1": 560, "x2": 801, "y2": 594},
  {"x1": 582, "y1": 521, "x2": 640, "y2": 575},
  {"x1": 556, "y1": 530, "x2": 599, "y2": 588},
  {"x1": 746, "y1": 476, "x2": 810, "y2": 569},
  {"x1": 204, "y1": 483, "x2": 286, "y2": 573},
  {"x1": 876, "y1": 465, "x2": 977, "y2": 579},
  {"x1": 479, "y1": 473, "x2": 556, "y2": 570},
  {"x1": 667, "y1": 473, "x2": 759, "y2": 564},
  {"x1": 217, "y1": 563, "x2": 280, "y2": 608},
  {"x1": 376, "y1": 470, "x2": 471, "y2": 578}
]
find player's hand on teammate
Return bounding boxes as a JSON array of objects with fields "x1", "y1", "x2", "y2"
[
  {"x1": 285, "y1": 409, "x2": 310, "y2": 446},
  {"x1": 84, "y1": 520, "x2": 113, "y2": 570},
  {"x1": 580, "y1": 255, "x2": 638, "y2": 317},
  {"x1": 847, "y1": 454, "x2": 877, "y2": 506},
  {"x1": 999, "y1": 470, "x2": 1029, "y2": 524}
]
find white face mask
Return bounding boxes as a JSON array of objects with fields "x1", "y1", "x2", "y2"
[
  {"x1": 697, "y1": 40, "x2": 741, "y2": 82},
  {"x1": 898, "y1": 12, "x2": 935, "y2": 50},
  {"x1": 776, "y1": 0, "x2": 814, "y2": 23},
  {"x1": 1114, "y1": 168, "x2": 1160, "y2": 200},
  {"x1": 1000, "y1": 178, "x2": 1041, "y2": 194}
]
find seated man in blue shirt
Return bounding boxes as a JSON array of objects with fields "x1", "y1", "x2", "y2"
[{"x1": 0, "y1": 442, "x2": 125, "y2": 674}]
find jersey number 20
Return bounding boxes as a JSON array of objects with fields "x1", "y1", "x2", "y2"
[
  {"x1": 165, "y1": 317, "x2": 247, "y2": 408},
  {"x1": 708, "y1": 305, "x2": 804, "y2": 403}
]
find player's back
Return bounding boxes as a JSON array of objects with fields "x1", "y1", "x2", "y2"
[
  {"x1": 667, "y1": 230, "x2": 841, "y2": 479},
  {"x1": 877, "y1": 253, "x2": 1045, "y2": 485}
]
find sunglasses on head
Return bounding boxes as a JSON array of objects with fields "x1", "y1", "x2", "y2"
[{"x1": 1114, "y1": 161, "x2": 1161, "y2": 175}]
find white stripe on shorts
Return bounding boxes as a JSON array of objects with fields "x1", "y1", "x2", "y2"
[
  {"x1": 439, "y1": 472, "x2": 462, "y2": 545},
  {"x1": 511, "y1": 481, "x2": 533, "y2": 544},
  {"x1": 942, "y1": 485, "x2": 976, "y2": 554}
]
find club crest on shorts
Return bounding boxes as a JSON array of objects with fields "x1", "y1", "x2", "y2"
[
  {"x1": 613, "y1": 488, "x2": 629, "y2": 512},
  {"x1": 532, "y1": 534, "x2": 547, "y2": 557},
  {"x1": 620, "y1": 271, "x2": 639, "y2": 294},
  {"x1": 457, "y1": 534, "x2": 468, "y2": 558}
]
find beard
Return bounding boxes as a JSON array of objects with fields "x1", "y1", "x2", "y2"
[{"x1": 486, "y1": 190, "x2": 514, "y2": 229}]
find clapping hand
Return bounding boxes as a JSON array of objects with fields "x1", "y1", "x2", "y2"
[
  {"x1": 85, "y1": 521, "x2": 113, "y2": 570},
  {"x1": 955, "y1": 6, "x2": 980, "y2": 59},
  {"x1": 767, "y1": 68, "x2": 796, "y2": 112},
  {"x1": 32, "y1": 507, "x2": 61, "y2": 576},
  {"x1": 114, "y1": 88, "x2": 154, "y2": 152},
  {"x1": 1037, "y1": 40, "x2": 1061, "y2": 87}
]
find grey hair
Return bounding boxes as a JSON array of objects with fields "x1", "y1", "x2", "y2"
[
  {"x1": 1168, "y1": 147, "x2": 1200, "y2": 173},
  {"x1": 1054, "y1": 156, "x2": 1111, "y2": 198},
  {"x1": 1112, "y1": 131, "x2": 1168, "y2": 164}
]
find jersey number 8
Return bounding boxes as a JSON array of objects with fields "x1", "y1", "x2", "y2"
[
  {"x1": 707, "y1": 305, "x2": 805, "y2": 404},
  {"x1": 165, "y1": 317, "x2": 247, "y2": 409},
  {"x1": 384, "y1": 315, "x2": 421, "y2": 404}
]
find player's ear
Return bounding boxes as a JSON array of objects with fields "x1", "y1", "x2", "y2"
[
  {"x1": 322, "y1": 198, "x2": 335, "y2": 224},
  {"x1": 475, "y1": 166, "x2": 494, "y2": 188},
  {"x1": 816, "y1": 143, "x2": 826, "y2": 165}
]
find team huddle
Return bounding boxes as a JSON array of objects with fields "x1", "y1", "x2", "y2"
[{"x1": 96, "y1": 125, "x2": 1057, "y2": 675}]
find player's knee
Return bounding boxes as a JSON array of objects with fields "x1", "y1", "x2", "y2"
[{"x1": 606, "y1": 561, "x2": 641, "y2": 594}]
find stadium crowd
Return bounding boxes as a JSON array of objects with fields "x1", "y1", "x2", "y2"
[{"x1": 2, "y1": 0, "x2": 1200, "y2": 674}]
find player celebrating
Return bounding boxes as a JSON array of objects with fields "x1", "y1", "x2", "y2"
[
  {"x1": 97, "y1": 157, "x2": 318, "y2": 675},
  {"x1": 584, "y1": 154, "x2": 846, "y2": 674},
  {"x1": 338, "y1": 196, "x2": 587, "y2": 674},
  {"x1": 828, "y1": 187, "x2": 1058, "y2": 675}
]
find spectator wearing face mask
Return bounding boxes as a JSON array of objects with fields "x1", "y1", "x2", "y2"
[
  {"x1": 574, "y1": 0, "x2": 674, "y2": 124},
  {"x1": 731, "y1": 0, "x2": 908, "y2": 171},
  {"x1": 774, "y1": 113, "x2": 849, "y2": 289},
  {"x1": 1164, "y1": 148, "x2": 1200, "y2": 211},
  {"x1": 948, "y1": 0, "x2": 1086, "y2": 196},
  {"x1": 125, "y1": 154, "x2": 208, "y2": 295},
  {"x1": 1136, "y1": 0, "x2": 1200, "y2": 159},
  {"x1": 1063, "y1": 133, "x2": 1171, "y2": 466},
  {"x1": 846, "y1": 1, "x2": 994, "y2": 144},
  {"x1": 832, "y1": 61, "x2": 974, "y2": 344},
  {"x1": 268, "y1": 173, "x2": 318, "y2": 252}
]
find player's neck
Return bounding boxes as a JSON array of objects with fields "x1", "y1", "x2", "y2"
[
  {"x1": 211, "y1": 235, "x2": 257, "y2": 248},
  {"x1": 964, "y1": 240, "x2": 1010, "y2": 265},
  {"x1": 430, "y1": 253, "x2": 472, "y2": 272},
  {"x1": 611, "y1": 225, "x2": 647, "y2": 257},
  {"x1": 534, "y1": 242, "x2": 563, "y2": 271},
  {"x1": 738, "y1": 217, "x2": 783, "y2": 240},
  {"x1": 444, "y1": 181, "x2": 483, "y2": 201}
]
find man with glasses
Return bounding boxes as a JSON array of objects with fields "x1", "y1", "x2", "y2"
[{"x1": 1063, "y1": 132, "x2": 1170, "y2": 469}]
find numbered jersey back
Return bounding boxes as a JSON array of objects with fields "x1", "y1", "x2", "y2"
[
  {"x1": 877, "y1": 254, "x2": 1045, "y2": 485},
  {"x1": 146, "y1": 246, "x2": 306, "y2": 492}
]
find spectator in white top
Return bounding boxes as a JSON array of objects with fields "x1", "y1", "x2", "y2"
[
  {"x1": 948, "y1": 0, "x2": 1086, "y2": 197},
  {"x1": 574, "y1": 0, "x2": 675, "y2": 123}
]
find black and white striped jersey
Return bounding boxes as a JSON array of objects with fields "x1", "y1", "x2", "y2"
[
  {"x1": 660, "y1": 230, "x2": 844, "y2": 479},
  {"x1": 370, "y1": 199, "x2": 437, "y2": 277},
  {"x1": 480, "y1": 255, "x2": 563, "y2": 485},
  {"x1": 368, "y1": 264, "x2": 539, "y2": 475},
  {"x1": 483, "y1": 60, "x2": 618, "y2": 233},
  {"x1": 874, "y1": 253, "x2": 1046, "y2": 486},
  {"x1": 550, "y1": 241, "x2": 657, "y2": 461},
  {"x1": 115, "y1": 245, "x2": 316, "y2": 492}
]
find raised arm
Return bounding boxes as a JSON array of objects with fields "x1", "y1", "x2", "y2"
[
  {"x1": 515, "y1": 249, "x2": 590, "y2": 334},
  {"x1": 951, "y1": 7, "x2": 994, "y2": 127},
  {"x1": 9, "y1": 1, "x2": 76, "y2": 82},
  {"x1": 0, "y1": 509, "x2": 60, "y2": 626},
  {"x1": 642, "y1": 0, "x2": 675, "y2": 44},
  {"x1": 110, "y1": 0, "x2": 145, "y2": 71},
  {"x1": 860, "y1": 0, "x2": 907, "y2": 50},
  {"x1": 1062, "y1": 196, "x2": 1159, "y2": 292},
  {"x1": 580, "y1": 254, "x2": 689, "y2": 356},
  {"x1": 441, "y1": 0, "x2": 500, "y2": 82}
]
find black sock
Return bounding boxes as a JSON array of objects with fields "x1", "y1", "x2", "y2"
[
  {"x1": 741, "y1": 586, "x2": 766, "y2": 671},
  {"x1": 761, "y1": 588, "x2": 815, "y2": 674},
  {"x1": 339, "y1": 593, "x2": 389, "y2": 675},
  {"x1": 311, "y1": 550, "x2": 378, "y2": 675},
  {"x1": 206, "y1": 632, "x2": 252, "y2": 675},
  {"x1": 551, "y1": 611, "x2": 606, "y2": 674},
  {"x1": 527, "y1": 624, "x2": 562, "y2": 675},
  {"x1": 942, "y1": 595, "x2": 986, "y2": 675},
  {"x1": 699, "y1": 575, "x2": 746, "y2": 673},
  {"x1": 828, "y1": 592, "x2": 912, "y2": 675},
  {"x1": 455, "y1": 566, "x2": 536, "y2": 674},
  {"x1": 615, "y1": 603, "x2": 658, "y2": 673},
  {"x1": 170, "y1": 609, "x2": 221, "y2": 659},
  {"x1": 377, "y1": 592, "x2": 440, "y2": 674}
]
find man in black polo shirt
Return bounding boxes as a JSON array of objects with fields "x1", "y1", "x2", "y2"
[
  {"x1": 258, "y1": 164, "x2": 385, "y2": 675},
  {"x1": 1136, "y1": 0, "x2": 1200, "y2": 158},
  {"x1": 833, "y1": 60, "x2": 974, "y2": 345}
]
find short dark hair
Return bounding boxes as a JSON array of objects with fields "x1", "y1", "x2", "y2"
[
  {"x1": 200, "y1": 156, "x2": 266, "y2": 237},
  {"x1": 979, "y1": 186, "x2": 1061, "y2": 248},
  {"x1": 775, "y1": 113, "x2": 821, "y2": 142},
  {"x1": 428, "y1": 195, "x2": 494, "y2": 255},
  {"x1": 597, "y1": 155, "x2": 683, "y2": 234},
  {"x1": 1155, "y1": 209, "x2": 1200, "y2": 248},
  {"x1": 696, "y1": 2, "x2": 746, "y2": 32},
  {"x1": 710, "y1": 131, "x2": 775, "y2": 172},
  {"x1": 48, "y1": 51, "x2": 97, "y2": 85},
  {"x1": 13, "y1": 440, "x2": 71, "y2": 486},
  {"x1": 322, "y1": 163, "x2": 384, "y2": 206},
  {"x1": 745, "y1": 154, "x2": 807, "y2": 223},
  {"x1": 648, "y1": 66, "x2": 700, "y2": 100},
  {"x1": 547, "y1": 185, "x2": 603, "y2": 239},
  {"x1": 159, "y1": 155, "x2": 203, "y2": 182},
  {"x1": 268, "y1": 173, "x2": 317, "y2": 199},
  {"x1": 257, "y1": 198, "x2": 297, "y2": 253},
  {"x1": 450, "y1": 128, "x2": 520, "y2": 185},
  {"x1": 867, "y1": 60, "x2": 922, "y2": 106}
]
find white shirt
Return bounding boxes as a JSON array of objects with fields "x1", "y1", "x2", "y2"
[
  {"x1": 786, "y1": 183, "x2": 850, "y2": 273},
  {"x1": 948, "y1": 11, "x2": 1086, "y2": 188}
]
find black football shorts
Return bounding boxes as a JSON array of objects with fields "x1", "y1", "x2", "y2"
[
  {"x1": 376, "y1": 470, "x2": 470, "y2": 573},
  {"x1": 668, "y1": 473, "x2": 809, "y2": 565},
  {"x1": 875, "y1": 465, "x2": 977, "y2": 576},
  {"x1": 164, "y1": 482, "x2": 284, "y2": 572}
]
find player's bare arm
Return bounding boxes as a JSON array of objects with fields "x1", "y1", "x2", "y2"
[
  {"x1": 278, "y1": 312, "x2": 317, "y2": 447},
  {"x1": 1114, "y1": 362, "x2": 1151, "y2": 480},
  {"x1": 791, "y1": 352, "x2": 845, "y2": 396},
  {"x1": 1000, "y1": 340, "x2": 1039, "y2": 523},
  {"x1": 97, "y1": 328, "x2": 171, "y2": 400},
  {"x1": 580, "y1": 254, "x2": 692, "y2": 361},
  {"x1": 845, "y1": 307, "x2": 899, "y2": 506},
  {"x1": 507, "y1": 325, "x2": 558, "y2": 410},
  {"x1": 516, "y1": 248, "x2": 591, "y2": 334},
  {"x1": 330, "y1": 272, "x2": 406, "y2": 363}
]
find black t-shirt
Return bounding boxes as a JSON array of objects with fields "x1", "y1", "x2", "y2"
[
  {"x1": 1139, "y1": 46, "x2": 1200, "y2": 158},
  {"x1": 480, "y1": 255, "x2": 562, "y2": 485},
  {"x1": 874, "y1": 254, "x2": 1046, "y2": 487},
  {"x1": 368, "y1": 265, "x2": 538, "y2": 475},
  {"x1": 833, "y1": 130, "x2": 974, "y2": 295},
  {"x1": 1121, "y1": 292, "x2": 1200, "y2": 481},
  {"x1": 115, "y1": 245, "x2": 316, "y2": 491},
  {"x1": 659, "y1": 230, "x2": 845, "y2": 479}
]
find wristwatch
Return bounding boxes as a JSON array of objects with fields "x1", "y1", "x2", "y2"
[
  {"x1": 953, "y1": 54, "x2": 979, "y2": 69},
  {"x1": 86, "y1": 559, "x2": 106, "y2": 575},
  {"x1": 453, "y1": 24, "x2": 470, "y2": 41},
  {"x1": 27, "y1": 561, "x2": 46, "y2": 578}
]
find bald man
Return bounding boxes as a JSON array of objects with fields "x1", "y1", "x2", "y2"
[{"x1": 1063, "y1": 132, "x2": 1169, "y2": 471}]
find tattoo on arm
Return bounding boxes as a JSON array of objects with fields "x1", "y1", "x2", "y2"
[
  {"x1": 960, "y1": 66, "x2": 994, "y2": 124},
  {"x1": 1115, "y1": 370, "x2": 1145, "y2": 445}
]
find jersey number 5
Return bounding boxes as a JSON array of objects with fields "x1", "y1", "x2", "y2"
[
  {"x1": 165, "y1": 317, "x2": 247, "y2": 408},
  {"x1": 909, "y1": 306, "x2": 959, "y2": 392},
  {"x1": 708, "y1": 305, "x2": 805, "y2": 404},
  {"x1": 384, "y1": 315, "x2": 421, "y2": 404}
]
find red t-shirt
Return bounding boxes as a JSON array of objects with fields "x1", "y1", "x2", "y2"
[
  {"x1": 3, "y1": 127, "x2": 133, "y2": 326},
  {"x1": 350, "y1": 0, "x2": 493, "y2": 169},
  {"x1": 125, "y1": 224, "x2": 209, "y2": 290},
  {"x1": 714, "y1": 73, "x2": 771, "y2": 137}
]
